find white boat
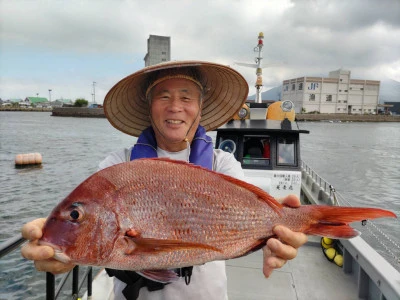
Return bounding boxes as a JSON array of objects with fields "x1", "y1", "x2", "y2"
[{"x1": 83, "y1": 101, "x2": 400, "y2": 299}]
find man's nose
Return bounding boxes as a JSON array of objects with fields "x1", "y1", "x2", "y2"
[{"x1": 168, "y1": 96, "x2": 182, "y2": 111}]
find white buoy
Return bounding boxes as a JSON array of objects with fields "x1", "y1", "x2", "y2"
[{"x1": 15, "y1": 153, "x2": 42, "y2": 167}]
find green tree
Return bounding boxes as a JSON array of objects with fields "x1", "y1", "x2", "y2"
[{"x1": 74, "y1": 99, "x2": 88, "y2": 107}]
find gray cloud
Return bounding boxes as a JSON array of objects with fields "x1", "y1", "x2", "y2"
[
  {"x1": 285, "y1": 0, "x2": 400, "y2": 30},
  {"x1": 1, "y1": 0, "x2": 399, "y2": 99}
]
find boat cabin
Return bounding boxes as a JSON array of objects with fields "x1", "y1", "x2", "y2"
[{"x1": 215, "y1": 101, "x2": 309, "y2": 199}]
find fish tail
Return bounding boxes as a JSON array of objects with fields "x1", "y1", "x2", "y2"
[{"x1": 300, "y1": 206, "x2": 396, "y2": 239}]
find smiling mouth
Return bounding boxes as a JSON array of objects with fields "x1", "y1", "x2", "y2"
[{"x1": 166, "y1": 120, "x2": 184, "y2": 124}]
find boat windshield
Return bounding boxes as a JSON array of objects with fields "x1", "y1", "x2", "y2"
[
  {"x1": 277, "y1": 137, "x2": 295, "y2": 165},
  {"x1": 243, "y1": 136, "x2": 270, "y2": 166}
]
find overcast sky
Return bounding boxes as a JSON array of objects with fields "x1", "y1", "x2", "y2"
[{"x1": 1, "y1": 0, "x2": 399, "y2": 102}]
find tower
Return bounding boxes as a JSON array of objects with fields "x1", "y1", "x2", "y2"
[{"x1": 144, "y1": 35, "x2": 171, "y2": 67}]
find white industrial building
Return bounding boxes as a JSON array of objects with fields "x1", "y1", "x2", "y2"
[
  {"x1": 282, "y1": 69, "x2": 380, "y2": 114},
  {"x1": 144, "y1": 35, "x2": 171, "y2": 67}
]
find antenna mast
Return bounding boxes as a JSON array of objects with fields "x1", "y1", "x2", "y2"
[{"x1": 254, "y1": 32, "x2": 264, "y2": 103}]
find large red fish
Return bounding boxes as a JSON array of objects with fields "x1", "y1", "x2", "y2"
[{"x1": 40, "y1": 158, "x2": 396, "y2": 281}]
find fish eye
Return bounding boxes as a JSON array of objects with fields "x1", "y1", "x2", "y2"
[
  {"x1": 68, "y1": 204, "x2": 85, "y2": 222},
  {"x1": 70, "y1": 210, "x2": 80, "y2": 220}
]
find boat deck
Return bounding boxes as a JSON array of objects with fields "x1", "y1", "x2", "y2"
[
  {"x1": 84, "y1": 236, "x2": 358, "y2": 300},
  {"x1": 226, "y1": 236, "x2": 358, "y2": 300}
]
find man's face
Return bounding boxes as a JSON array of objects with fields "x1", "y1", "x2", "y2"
[{"x1": 149, "y1": 78, "x2": 202, "y2": 151}]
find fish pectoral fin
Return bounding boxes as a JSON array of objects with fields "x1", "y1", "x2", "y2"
[
  {"x1": 123, "y1": 236, "x2": 221, "y2": 255},
  {"x1": 137, "y1": 269, "x2": 179, "y2": 283}
]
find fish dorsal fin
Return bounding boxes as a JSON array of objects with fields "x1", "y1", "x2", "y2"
[
  {"x1": 138, "y1": 158, "x2": 283, "y2": 213},
  {"x1": 217, "y1": 172, "x2": 284, "y2": 214}
]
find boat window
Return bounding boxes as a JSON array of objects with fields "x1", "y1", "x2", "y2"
[
  {"x1": 277, "y1": 137, "x2": 295, "y2": 165},
  {"x1": 243, "y1": 136, "x2": 270, "y2": 167}
]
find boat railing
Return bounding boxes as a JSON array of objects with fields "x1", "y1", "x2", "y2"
[
  {"x1": 0, "y1": 235, "x2": 92, "y2": 300},
  {"x1": 301, "y1": 160, "x2": 400, "y2": 299},
  {"x1": 301, "y1": 160, "x2": 338, "y2": 206},
  {"x1": 301, "y1": 161, "x2": 335, "y2": 196}
]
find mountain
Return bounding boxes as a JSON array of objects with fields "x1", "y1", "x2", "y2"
[
  {"x1": 379, "y1": 79, "x2": 400, "y2": 103},
  {"x1": 248, "y1": 79, "x2": 400, "y2": 103}
]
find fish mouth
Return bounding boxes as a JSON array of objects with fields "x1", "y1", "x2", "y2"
[{"x1": 39, "y1": 241, "x2": 71, "y2": 264}]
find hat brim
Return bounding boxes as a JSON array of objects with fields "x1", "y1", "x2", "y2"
[{"x1": 104, "y1": 61, "x2": 249, "y2": 137}]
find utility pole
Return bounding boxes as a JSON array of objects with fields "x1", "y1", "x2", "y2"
[{"x1": 92, "y1": 82, "x2": 96, "y2": 104}]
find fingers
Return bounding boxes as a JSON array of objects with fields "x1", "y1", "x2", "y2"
[
  {"x1": 20, "y1": 217, "x2": 75, "y2": 274},
  {"x1": 21, "y1": 218, "x2": 54, "y2": 261},
  {"x1": 267, "y1": 237, "x2": 297, "y2": 261},
  {"x1": 263, "y1": 239, "x2": 287, "y2": 278},
  {"x1": 262, "y1": 225, "x2": 308, "y2": 278},
  {"x1": 273, "y1": 225, "x2": 308, "y2": 249},
  {"x1": 21, "y1": 240, "x2": 54, "y2": 261},
  {"x1": 277, "y1": 194, "x2": 301, "y2": 207},
  {"x1": 21, "y1": 218, "x2": 47, "y2": 240},
  {"x1": 34, "y1": 259, "x2": 75, "y2": 275}
]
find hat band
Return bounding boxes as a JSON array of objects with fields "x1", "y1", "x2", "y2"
[{"x1": 145, "y1": 75, "x2": 204, "y2": 99}]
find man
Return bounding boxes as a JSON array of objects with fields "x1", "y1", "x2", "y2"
[{"x1": 22, "y1": 61, "x2": 307, "y2": 299}]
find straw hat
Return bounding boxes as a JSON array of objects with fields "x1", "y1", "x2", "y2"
[{"x1": 104, "y1": 60, "x2": 249, "y2": 137}]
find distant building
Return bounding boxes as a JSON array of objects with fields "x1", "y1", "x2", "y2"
[
  {"x1": 144, "y1": 35, "x2": 171, "y2": 67},
  {"x1": 9, "y1": 98, "x2": 23, "y2": 103},
  {"x1": 282, "y1": 69, "x2": 380, "y2": 114},
  {"x1": 2, "y1": 98, "x2": 23, "y2": 106},
  {"x1": 51, "y1": 98, "x2": 73, "y2": 108},
  {"x1": 19, "y1": 99, "x2": 31, "y2": 107},
  {"x1": 25, "y1": 97, "x2": 49, "y2": 107}
]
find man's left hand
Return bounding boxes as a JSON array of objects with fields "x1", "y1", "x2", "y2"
[{"x1": 262, "y1": 194, "x2": 308, "y2": 278}]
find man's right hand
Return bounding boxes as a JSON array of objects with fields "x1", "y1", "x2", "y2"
[{"x1": 21, "y1": 218, "x2": 75, "y2": 274}]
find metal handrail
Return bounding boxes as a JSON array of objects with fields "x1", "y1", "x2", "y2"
[
  {"x1": 0, "y1": 234, "x2": 92, "y2": 299},
  {"x1": 0, "y1": 235, "x2": 26, "y2": 258},
  {"x1": 301, "y1": 160, "x2": 335, "y2": 196}
]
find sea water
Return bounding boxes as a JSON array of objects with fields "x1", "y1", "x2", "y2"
[{"x1": 1, "y1": 112, "x2": 399, "y2": 299}]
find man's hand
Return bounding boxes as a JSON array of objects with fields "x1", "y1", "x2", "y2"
[
  {"x1": 21, "y1": 218, "x2": 75, "y2": 274},
  {"x1": 262, "y1": 195, "x2": 308, "y2": 278}
]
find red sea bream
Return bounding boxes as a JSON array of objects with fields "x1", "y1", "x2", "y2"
[{"x1": 40, "y1": 158, "x2": 396, "y2": 280}]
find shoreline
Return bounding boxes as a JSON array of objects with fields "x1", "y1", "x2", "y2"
[
  {"x1": 0, "y1": 107, "x2": 52, "y2": 112},
  {"x1": 2, "y1": 107, "x2": 399, "y2": 122},
  {"x1": 51, "y1": 107, "x2": 106, "y2": 118},
  {"x1": 295, "y1": 113, "x2": 400, "y2": 122}
]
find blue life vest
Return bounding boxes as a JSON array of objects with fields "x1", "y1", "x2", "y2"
[{"x1": 130, "y1": 125, "x2": 213, "y2": 169}]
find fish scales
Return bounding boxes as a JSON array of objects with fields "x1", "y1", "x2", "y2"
[
  {"x1": 111, "y1": 160, "x2": 271, "y2": 264},
  {"x1": 40, "y1": 158, "x2": 396, "y2": 273},
  {"x1": 112, "y1": 160, "x2": 270, "y2": 240}
]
